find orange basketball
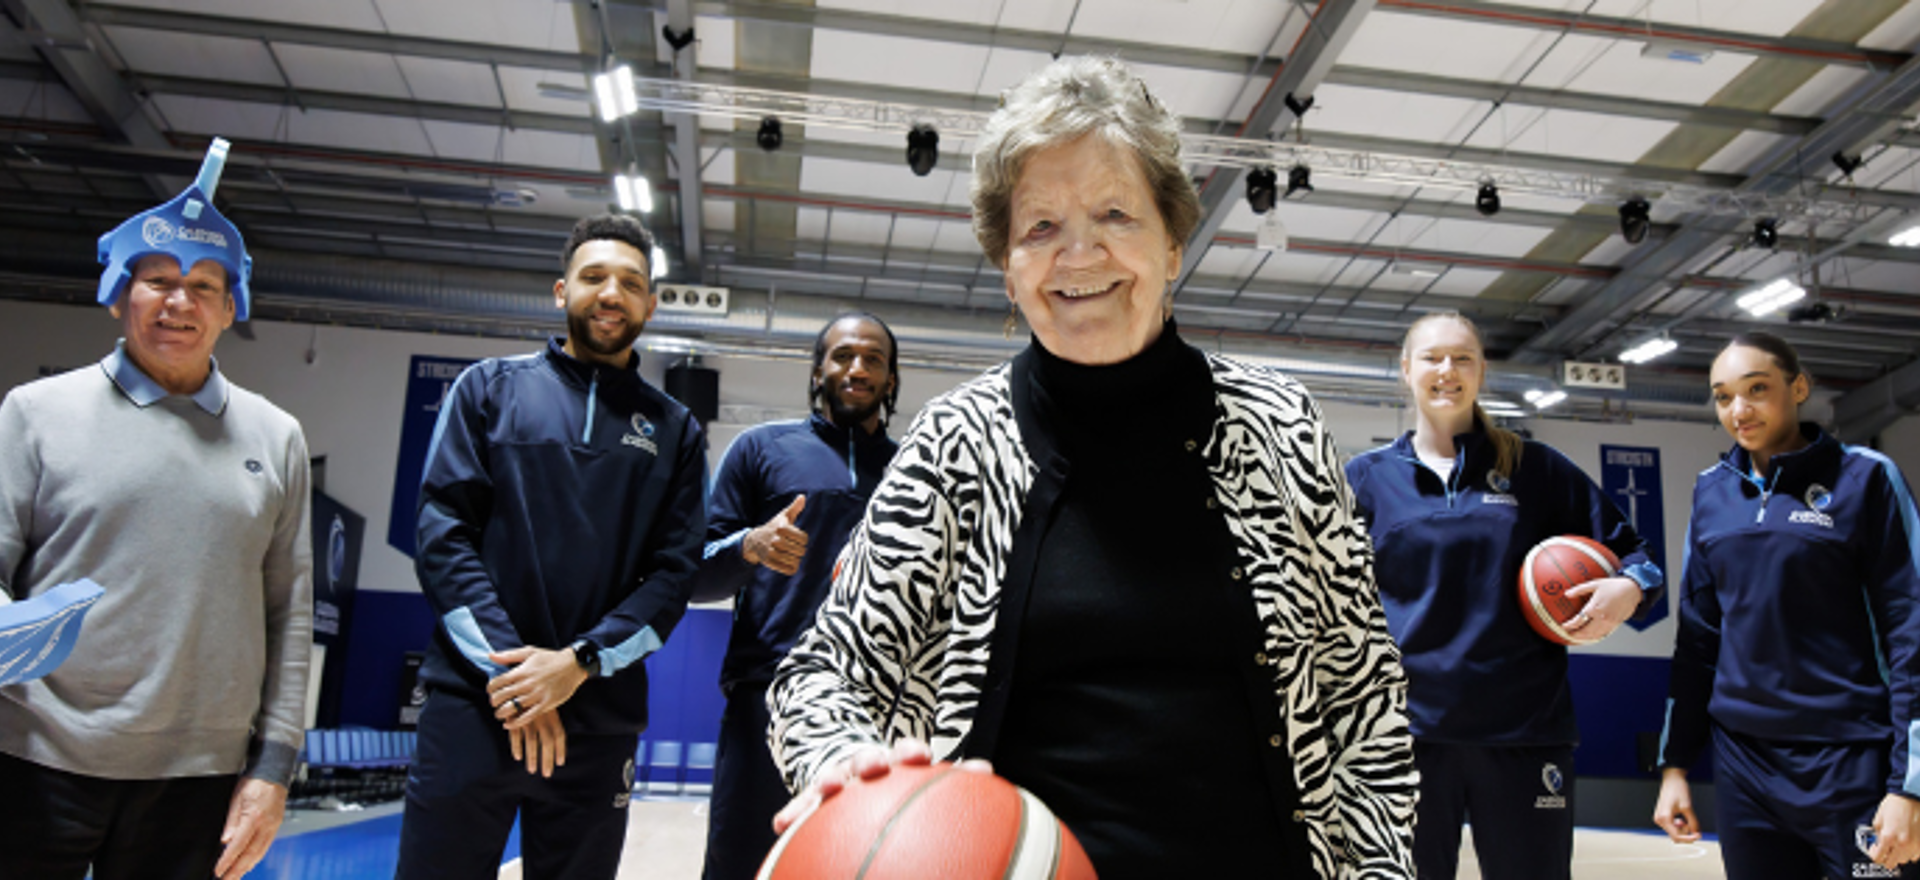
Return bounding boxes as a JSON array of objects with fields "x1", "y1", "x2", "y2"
[
  {"x1": 1517, "y1": 535, "x2": 1621, "y2": 647},
  {"x1": 758, "y1": 763, "x2": 1098, "y2": 880}
]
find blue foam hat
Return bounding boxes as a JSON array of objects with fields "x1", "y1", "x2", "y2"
[{"x1": 95, "y1": 137, "x2": 254, "y2": 321}]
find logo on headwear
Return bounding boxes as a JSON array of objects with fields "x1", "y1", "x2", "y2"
[
  {"x1": 1806, "y1": 483, "x2": 1834, "y2": 510},
  {"x1": 1535, "y1": 763, "x2": 1567, "y2": 809},
  {"x1": 142, "y1": 217, "x2": 175, "y2": 248}
]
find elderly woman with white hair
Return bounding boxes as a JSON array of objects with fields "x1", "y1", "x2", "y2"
[{"x1": 767, "y1": 56, "x2": 1416, "y2": 878}]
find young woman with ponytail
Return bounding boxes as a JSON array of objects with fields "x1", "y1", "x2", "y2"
[{"x1": 1345, "y1": 311, "x2": 1664, "y2": 880}]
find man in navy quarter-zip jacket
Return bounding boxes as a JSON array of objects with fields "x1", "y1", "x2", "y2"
[
  {"x1": 694, "y1": 312, "x2": 900, "y2": 880},
  {"x1": 396, "y1": 214, "x2": 708, "y2": 880}
]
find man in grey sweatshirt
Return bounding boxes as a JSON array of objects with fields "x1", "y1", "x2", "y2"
[{"x1": 0, "y1": 141, "x2": 313, "y2": 880}]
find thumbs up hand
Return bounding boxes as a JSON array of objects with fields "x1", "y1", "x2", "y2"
[{"x1": 743, "y1": 495, "x2": 809, "y2": 575}]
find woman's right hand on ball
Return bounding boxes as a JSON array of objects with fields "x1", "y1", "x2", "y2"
[{"x1": 771, "y1": 739, "x2": 995, "y2": 835}]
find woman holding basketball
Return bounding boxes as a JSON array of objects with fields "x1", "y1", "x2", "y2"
[
  {"x1": 766, "y1": 55, "x2": 1416, "y2": 879},
  {"x1": 1654, "y1": 331, "x2": 1920, "y2": 878},
  {"x1": 1344, "y1": 311, "x2": 1662, "y2": 880}
]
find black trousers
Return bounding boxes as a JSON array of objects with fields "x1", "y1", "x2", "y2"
[
  {"x1": 1412, "y1": 741, "x2": 1575, "y2": 880},
  {"x1": 1714, "y1": 725, "x2": 1920, "y2": 880},
  {"x1": 0, "y1": 751, "x2": 236, "y2": 880},
  {"x1": 395, "y1": 689, "x2": 638, "y2": 880},
  {"x1": 701, "y1": 681, "x2": 792, "y2": 880}
]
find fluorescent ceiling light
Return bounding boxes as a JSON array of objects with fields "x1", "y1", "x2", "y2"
[
  {"x1": 613, "y1": 174, "x2": 653, "y2": 214},
  {"x1": 1389, "y1": 261, "x2": 1442, "y2": 278},
  {"x1": 1889, "y1": 224, "x2": 1920, "y2": 247},
  {"x1": 1736, "y1": 278, "x2": 1806, "y2": 317},
  {"x1": 1641, "y1": 40, "x2": 1713, "y2": 63},
  {"x1": 651, "y1": 245, "x2": 668, "y2": 281},
  {"x1": 593, "y1": 66, "x2": 638, "y2": 122},
  {"x1": 1619, "y1": 336, "x2": 1678, "y2": 365},
  {"x1": 1524, "y1": 389, "x2": 1567, "y2": 409}
]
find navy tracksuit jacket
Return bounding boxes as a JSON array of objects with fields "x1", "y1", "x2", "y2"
[
  {"x1": 414, "y1": 337, "x2": 708, "y2": 733},
  {"x1": 692, "y1": 413, "x2": 896, "y2": 691},
  {"x1": 1346, "y1": 430, "x2": 1663, "y2": 744},
  {"x1": 1660, "y1": 424, "x2": 1920, "y2": 795}
]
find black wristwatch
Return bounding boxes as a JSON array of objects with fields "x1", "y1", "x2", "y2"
[{"x1": 569, "y1": 638, "x2": 601, "y2": 676}]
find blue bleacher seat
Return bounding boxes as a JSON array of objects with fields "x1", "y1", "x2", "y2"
[
  {"x1": 647, "y1": 740, "x2": 683, "y2": 794},
  {"x1": 683, "y1": 742, "x2": 717, "y2": 792}
]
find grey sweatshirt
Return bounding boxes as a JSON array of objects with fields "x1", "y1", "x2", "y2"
[{"x1": 0, "y1": 345, "x2": 312, "y2": 785}]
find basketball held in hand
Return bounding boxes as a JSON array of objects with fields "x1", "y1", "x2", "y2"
[
  {"x1": 758, "y1": 762, "x2": 1098, "y2": 880},
  {"x1": 1517, "y1": 535, "x2": 1621, "y2": 647}
]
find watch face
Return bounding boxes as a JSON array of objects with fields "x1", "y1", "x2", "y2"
[{"x1": 575, "y1": 640, "x2": 599, "y2": 669}]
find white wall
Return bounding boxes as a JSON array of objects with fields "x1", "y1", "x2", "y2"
[
  {"x1": 4, "y1": 297, "x2": 1915, "y2": 623},
  {"x1": 0, "y1": 300, "x2": 961, "y2": 597}
]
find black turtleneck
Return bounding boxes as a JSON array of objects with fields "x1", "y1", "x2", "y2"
[{"x1": 993, "y1": 324, "x2": 1299, "y2": 878}]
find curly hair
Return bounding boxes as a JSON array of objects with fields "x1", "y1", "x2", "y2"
[{"x1": 970, "y1": 56, "x2": 1199, "y2": 271}]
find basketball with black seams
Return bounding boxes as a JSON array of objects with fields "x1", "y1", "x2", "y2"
[
  {"x1": 1517, "y1": 535, "x2": 1621, "y2": 647},
  {"x1": 757, "y1": 762, "x2": 1098, "y2": 880}
]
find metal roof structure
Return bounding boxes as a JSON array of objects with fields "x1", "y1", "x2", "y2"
[{"x1": 4, "y1": 0, "x2": 1919, "y2": 430}]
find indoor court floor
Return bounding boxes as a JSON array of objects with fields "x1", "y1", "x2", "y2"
[{"x1": 255, "y1": 796, "x2": 1726, "y2": 879}]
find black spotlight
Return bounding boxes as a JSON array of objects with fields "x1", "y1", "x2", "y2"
[
  {"x1": 1618, "y1": 196, "x2": 1652, "y2": 244},
  {"x1": 1786, "y1": 301, "x2": 1839, "y2": 324},
  {"x1": 1832, "y1": 151, "x2": 1864, "y2": 178},
  {"x1": 1752, "y1": 217, "x2": 1778, "y2": 249},
  {"x1": 1285, "y1": 164, "x2": 1313, "y2": 199},
  {"x1": 1245, "y1": 167, "x2": 1278, "y2": 214},
  {"x1": 1475, "y1": 181, "x2": 1501, "y2": 217},
  {"x1": 661, "y1": 25, "x2": 696, "y2": 51},
  {"x1": 905, "y1": 124, "x2": 939, "y2": 177},
  {"x1": 756, "y1": 116, "x2": 783, "y2": 152}
]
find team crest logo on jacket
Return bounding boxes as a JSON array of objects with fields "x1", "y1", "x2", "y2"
[
  {"x1": 1535, "y1": 762, "x2": 1567, "y2": 809},
  {"x1": 1483, "y1": 470, "x2": 1518, "y2": 505},
  {"x1": 1806, "y1": 483, "x2": 1833, "y2": 510},
  {"x1": 623, "y1": 413, "x2": 658, "y2": 454}
]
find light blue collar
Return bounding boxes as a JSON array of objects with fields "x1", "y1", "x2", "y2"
[{"x1": 100, "y1": 340, "x2": 228, "y2": 416}]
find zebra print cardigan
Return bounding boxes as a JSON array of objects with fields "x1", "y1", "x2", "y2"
[{"x1": 769, "y1": 349, "x2": 1417, "y2": 878}]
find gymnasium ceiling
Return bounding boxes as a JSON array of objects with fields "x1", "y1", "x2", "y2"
[{"x1": 3, "y1": 0, "x2": 1920, "y2": 431}]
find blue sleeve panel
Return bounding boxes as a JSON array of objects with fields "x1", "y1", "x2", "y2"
[
  {"x1": 415, "y1": 362, "x2": 526, "y2": 677},
  {"x1": 412, "y1": 341, "x2": 710, "y2": 734},
  {"x1": 1659, "y1": 512, "x2": 1721, "y2": 771},
  {"x1": 689, "y1": 427, "x2": 764, "y2": 604},
  {"x1": 1345, "y1": 432, "x2": 1661, "y2": 745},
  {"x1": 1662, "y1": 429, "x2": 1920, "y2": 794},
  {"x1": 692, "y1": 415, "x2": 898, "y2": 690}
]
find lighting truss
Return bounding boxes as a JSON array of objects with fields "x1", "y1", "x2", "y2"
[{"x1": 617, "y1": 74, "x2": 1880, "y2": 228}]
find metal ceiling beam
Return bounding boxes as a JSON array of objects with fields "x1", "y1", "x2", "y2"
[
  {"x1": 1834, "y1": 357, "x2": 1920, "y2": 442},
  {"x1": 133, "y1": 73, "x2": 605, "y2": 135},
  {"x1": 1376, "y1": 0, "x2": 1911, "y2": 71},
  {"x1": 1176, "y1": 0, "x2": 1376, "y2": 292},
  {"x1": 85, "y1": 3, "x2": 601, "y2": 75},
  {"x1": 670, "y1": 0, "x2": 1280, "y2": 77},
  {"x1": 2, "y1": 0, "x2": 176, "y2": 195},
  {"x1": 665, "y1": 0, "x2": 704, "y2": 281},
  {"x1": 1325, "y1": 66, "x2": 1821, "y2": 136},
  {"x1": 1511, "y1": 55, "x2": 1920, "y2": 365}
]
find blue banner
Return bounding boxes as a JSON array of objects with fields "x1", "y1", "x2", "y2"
[
  {"x1": 1601, "y1": 444, "x2": 1669, "y2": 629},
  {"x1": 388, "y1": 355, "x2": 476, "y2": 557}
]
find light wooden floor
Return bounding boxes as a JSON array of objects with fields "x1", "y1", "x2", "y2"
[{"x1": 494, "y1": 798, "x2": 1729, "y2": 879}]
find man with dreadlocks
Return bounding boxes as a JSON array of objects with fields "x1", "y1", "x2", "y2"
[{"x1": 692, "y1": 311, "x2": 901, "y2": 880}]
